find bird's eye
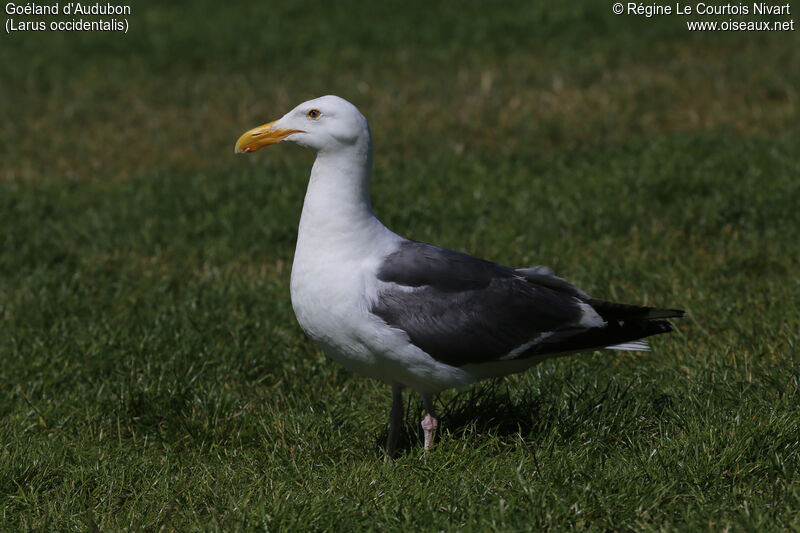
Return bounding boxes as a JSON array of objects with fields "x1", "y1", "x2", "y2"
[{"x1": 307, "y1": 109, "x2": 321, "y2": 119}]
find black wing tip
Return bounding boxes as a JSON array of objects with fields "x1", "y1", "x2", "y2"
[
  {"x1": 588, "y1": 299, "x2": 686, "y2": 320},
  {"x1": 651, "y1": 320, "x2": 675, "y2": 333},
  {"x1": 648, "y1": 308, "x2": 686, "y2": 319},
  {"x1": 521, "y1": 317, "x2": 677, "y2": 360}
]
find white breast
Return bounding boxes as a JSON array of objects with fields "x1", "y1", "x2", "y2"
[
  {"x1": 285, "y1": 137, "x2": 479, "y2": 392},
  {"x1": 288, "y1": 161, "x2": 401, "y2": 378}
]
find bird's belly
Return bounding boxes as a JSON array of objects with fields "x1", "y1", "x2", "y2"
[{"x1": 290, "y1": 264, "x2": 475, "y2": 391}]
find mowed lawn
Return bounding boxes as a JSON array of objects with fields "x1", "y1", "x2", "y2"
[{"x1": 1, "y1": 1, "x2": 799, "y2": 530}]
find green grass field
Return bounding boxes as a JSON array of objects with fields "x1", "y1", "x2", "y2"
[{"x1": 2, "y1": 1, "x2": 799, "y2": 530}]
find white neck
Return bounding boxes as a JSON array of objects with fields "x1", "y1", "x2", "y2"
[
  {"x1": 305, "y1": 143, "x2": 374, "y2": 229},
  {"x1": 293, "y1": 140, "x2": 393, "y2": 267}
]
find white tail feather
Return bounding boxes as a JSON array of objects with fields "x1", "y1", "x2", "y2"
[{"x1": 605, "y1": 340, "x2": 651, "y2": 352}]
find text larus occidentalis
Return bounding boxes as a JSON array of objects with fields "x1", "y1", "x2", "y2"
[{"x1": 235, "y1": 95, "x2": 684, "y2": 460}]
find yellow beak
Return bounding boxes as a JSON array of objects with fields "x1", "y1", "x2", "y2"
[{"x1": 234, "y1": 120, "x2": 304, "y2": 154}]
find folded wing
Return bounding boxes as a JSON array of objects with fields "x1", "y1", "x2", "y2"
[{"x1": 371, "y1": 240, "x2": 683, "y2": 367}]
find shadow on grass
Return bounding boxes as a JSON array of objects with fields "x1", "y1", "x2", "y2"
[{"x1": 375, "y1": 378, "x2": 677, "y2": 458}]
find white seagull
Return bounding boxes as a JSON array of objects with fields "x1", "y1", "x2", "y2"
[{"x1": 235, "y1": 95, "x2": 684, "y2": 459}]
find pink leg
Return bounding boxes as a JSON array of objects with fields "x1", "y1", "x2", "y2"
[{"x1": 421, "y1": 394, "x2": 438, "y2": 451}]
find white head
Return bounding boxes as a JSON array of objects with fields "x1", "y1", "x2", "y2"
[{"x1": 235, "y1": 95, "x2": 370, "y2": 155}]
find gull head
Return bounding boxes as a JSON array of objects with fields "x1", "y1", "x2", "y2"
[{"x1": 235, "y1": 95, "x2": 369, "y2": 154}]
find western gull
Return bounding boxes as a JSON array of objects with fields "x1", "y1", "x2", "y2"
[{"x1": 235, "y1": 95, "x2": 684, "y2": 460}]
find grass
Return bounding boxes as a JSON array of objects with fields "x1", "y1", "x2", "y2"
[{"x1": 1, "y1": 0, "x2": 799, "y2": 530}]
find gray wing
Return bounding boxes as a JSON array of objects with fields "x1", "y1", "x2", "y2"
[
  {"x1": 371, "y1": 241, "x2": 588, "y2": 366},
  {"x1": 372, "y1": 241, "x2": 685, "y2": 367}
]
